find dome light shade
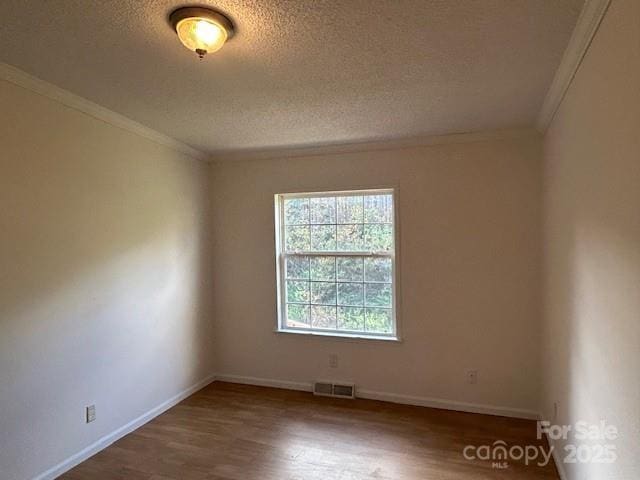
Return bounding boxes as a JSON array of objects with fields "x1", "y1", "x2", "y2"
[{"x1": 170, "y1": 7, "x2": 234, "y2": 58}]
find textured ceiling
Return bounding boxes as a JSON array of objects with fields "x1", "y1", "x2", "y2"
[{"x1": 0, "y1": 1, "x2": 583, "y2": 155}]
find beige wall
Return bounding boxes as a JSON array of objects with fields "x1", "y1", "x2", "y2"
[
  {"x1": 0, "y1": 79, "x2": 214, "y2": 480},
  {"x1": 541, "y1": 1, "x2": 640, "y2": 479},
  {"x1": 210, "y1": 134, "x2": 542, "y2": 415}
]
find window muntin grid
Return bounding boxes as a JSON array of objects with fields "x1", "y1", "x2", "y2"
[{"x1": 275, "y1": 190, "x2": 397, "y2": 338}]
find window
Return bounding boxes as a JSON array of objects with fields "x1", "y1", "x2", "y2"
[{"x1": 275, "y1": 189, "x2": 398, "y2": 340}]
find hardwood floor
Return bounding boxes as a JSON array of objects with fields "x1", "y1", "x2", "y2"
[{"x1": 60, "y1": 382, "x2": 558, "y2": 479}]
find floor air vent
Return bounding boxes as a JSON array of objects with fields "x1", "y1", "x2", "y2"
[{"x1": 313, "y1": 381, "x2": 355, "y2": 399}]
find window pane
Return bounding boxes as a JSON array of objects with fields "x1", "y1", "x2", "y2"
[
  {"x1": 310, "y1": 225, "x2": 336, "y2": 251},
  {"x1": 337, "y1": 196, "x2": 363, "y2": 224},
  {"x1": 285, "y1": 226, "x2": 310, "y2": 251},
  {"x1": 286, "y1": 304, "x2": 310, "y2": 327},
  {"x1": 286, "y1": 280, "x2": 309, "y2": 303},
  {"x1": 364, "y1": 257, "x2": 392, "y2": 283},
  {"x1": 285, "y1": 198, "x2": 309, "y2": 225},
  {"x1": 365, "y1": 283, "x2": 392, "y2": 307},
  {"x1": 310, "y1": 197, "x2": 336, "y2": 224},
  {"x1": 310, "y1": 257, "x2": 335, "y2": 281},
  {"x1": 365, "y1": 308, "x2": 392, "y2": 333},
  {"x1": 338, "y1": 306, "x2": 364, "y2": 331},
  {"x1": 337, "y1": 282, "x2": 363, "y2": 306},
  {"x1": 364, "y1": 194, "x2": 393, "y2": 223},
  {"x1": 311, "y1": 282, "x2": 337, "y2": 305},
  {"x1": 278, "y1": 191, "x2": 396, "y2": 338},
  {"x1": 364, "y1": 224, "x2": 393, "y2": 251},
  {"x1": 311, "y1": 305, "x2": 337, "y2": 329},
  {"x1": 285, "y1": 256, "x2": 309, "y2": 280},
  {"x1": 337, "y1": 224, "x2": 364, "y2": 250},
  {"x1": 337, "y1": 257, "x2": 363, "y2": 281}
]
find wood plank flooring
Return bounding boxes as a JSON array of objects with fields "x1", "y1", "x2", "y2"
[{"x1": 60, "y1": 382, "x2": 558, "y2": 479}]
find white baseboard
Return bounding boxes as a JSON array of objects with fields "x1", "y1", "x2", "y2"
[
  {"x1": 32, "y1": 374, "x2": 216, "y2": 480},
  {"x1": 213, "y1": 374, "x2": 540, "y2": 420},
  {"x1": 356, "y1": 388, "x2": 540, "y2": 420},
  {"x1": 215, "y1": 373, "x2": 312, "y2": 393},
  {"x1": 549, "y1": 436, "x2": 569, "y2": 480}
]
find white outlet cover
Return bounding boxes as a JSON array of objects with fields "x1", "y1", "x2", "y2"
[
  {"x1": 86, "y1": 405, "x2": 96, "y2": 423},
  {"x1": 329, "y1": 354, "x2": 338, "y2": 368}
]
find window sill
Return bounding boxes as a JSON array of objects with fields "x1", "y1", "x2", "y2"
[{"x1": 274, "y1": 328, "x2": 401, "y2": 343}]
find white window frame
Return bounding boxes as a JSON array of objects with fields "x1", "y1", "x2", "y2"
[{"x1": 274, "y1": 188, "x2": 400, "y2": 341}]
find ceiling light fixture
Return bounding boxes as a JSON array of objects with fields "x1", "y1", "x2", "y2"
[{"x1": 169, "y1": 6, "x2": 234, "y2": 59}]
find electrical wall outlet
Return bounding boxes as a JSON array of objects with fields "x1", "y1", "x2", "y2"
[
  {"x1": 86, "y1": 405, "x2": 96, "y2": 423},
  {"x1": 329, "y1": 354, "x2": 338, "y2": 368},
  {"x1": 466, "y1": 370, "x2": 478, "y2": 384}
]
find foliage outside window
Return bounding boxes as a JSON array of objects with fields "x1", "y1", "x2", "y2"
[{"x1": 275, "y1": 189, "x2": 398, "y2": 339}]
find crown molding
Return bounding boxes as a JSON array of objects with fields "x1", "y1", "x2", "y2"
[
  {"x1": 208, "y1": 127, "x2": 540, "y2": 163},
  {"x1": 536, "y1": 0, "x2": 611, "y2": 132},
  {"x1": 0, "y1": 62, "x2": 207, "y2": 161}
]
